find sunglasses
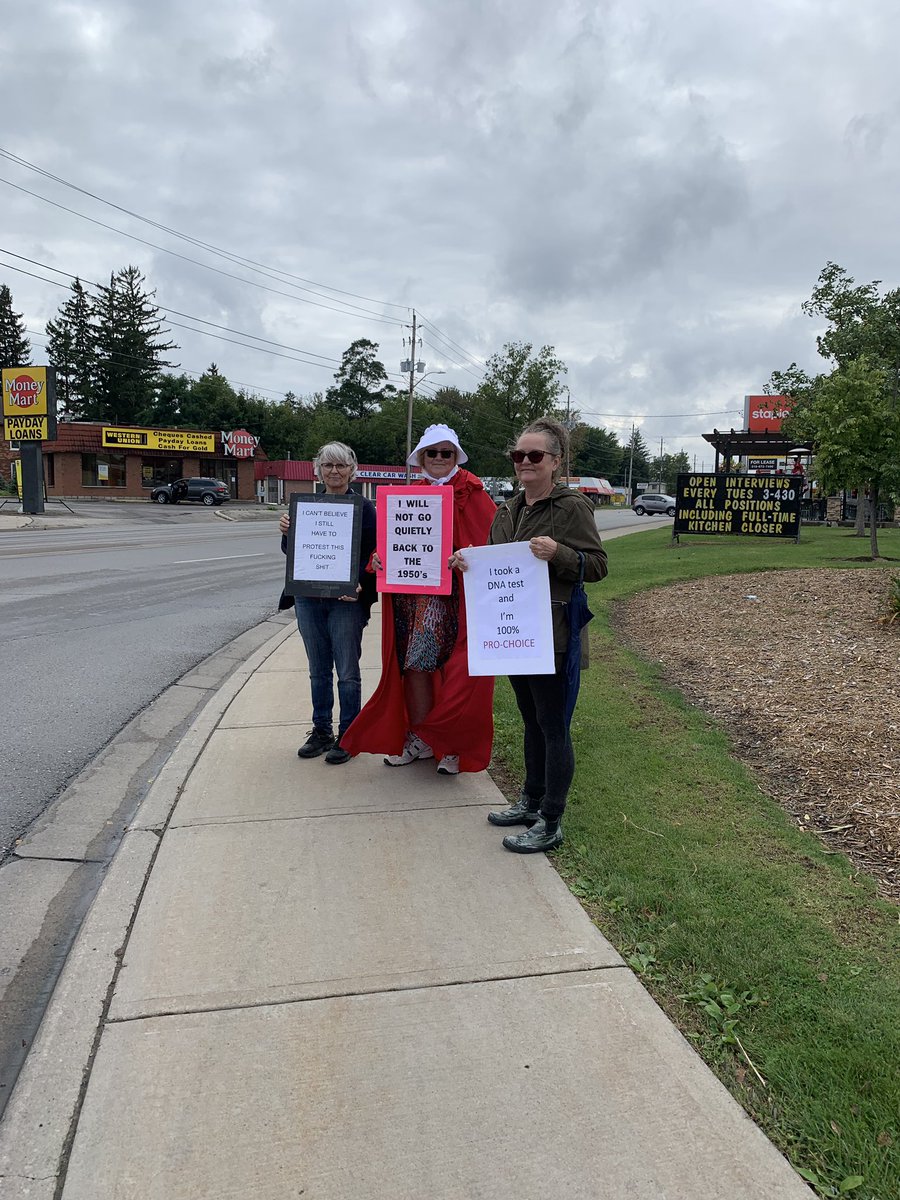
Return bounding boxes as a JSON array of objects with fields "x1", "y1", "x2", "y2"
[
  {"x1": 424, "y1": 448, "x2": 455, "y2": 459},
  {"x1": 509, "y1": 449, "x2": 550, "y2": 464}
]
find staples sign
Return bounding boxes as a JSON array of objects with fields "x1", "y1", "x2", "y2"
[
  {"x1": 746, "y1": 394, "x2": 792, "y2": 433},
  {"x1": 222, "y1": 428, "x2": 259, "y2": 459}
]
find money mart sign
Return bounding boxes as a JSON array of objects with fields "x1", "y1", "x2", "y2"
[{"x1": 2, "y1": 365, "x2": 58, "y2": 441}]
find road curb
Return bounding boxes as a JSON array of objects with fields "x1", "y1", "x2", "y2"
[{"x1": 0, "y1": 618, "x2": 296, "y2": 1198}]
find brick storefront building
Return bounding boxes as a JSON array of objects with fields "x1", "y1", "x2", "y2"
[{"x1": 2, "y1": 422, "x2": 265, "y2": 501}]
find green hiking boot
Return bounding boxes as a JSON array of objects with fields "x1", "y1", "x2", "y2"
[
  {"x1": 502, "y1": 816, "x2": 563, "y2": 854},
  {"x1": 487, "y1": 791, "x2": 543, "y2": 827}
]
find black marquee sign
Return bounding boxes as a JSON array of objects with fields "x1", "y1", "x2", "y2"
[{"x1": 674, "y1": 473, "x2": 802, "y2": 539}]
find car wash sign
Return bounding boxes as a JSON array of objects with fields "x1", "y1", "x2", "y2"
[
  {"x1": 2, "y1": 366, "x2": 57, "y2": 441},
  {"x1": 222, "y1": 429, "x2": 259, "y2": 458},
  {"x1": 674, "y1": 473, "x2": 802, "y2": 539}
]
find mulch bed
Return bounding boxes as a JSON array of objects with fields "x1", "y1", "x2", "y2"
[{"x1": 614, "y1": 568, "x2": 899, "y2": 901}]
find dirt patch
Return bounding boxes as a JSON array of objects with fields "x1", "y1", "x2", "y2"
[{"x1": 615, "y1": 568, "x2": 899, "y2": 901}]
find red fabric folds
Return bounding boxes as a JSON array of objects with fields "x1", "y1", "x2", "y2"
[{"x1": 342, "y1": 470, "x2": 496, "y2": 772}]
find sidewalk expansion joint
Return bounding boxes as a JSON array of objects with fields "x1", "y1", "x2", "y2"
[
  {"x1": 106, "y1": 962, "x2": 631, "y2": 1025},
  {"x1": 13, "y1": 853, "x2": 105, "y2": 865},
  {"x1": 173, "y1": 801, "x2": 497, "y2": 828}
]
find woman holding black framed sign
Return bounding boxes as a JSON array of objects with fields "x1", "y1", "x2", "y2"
[{"x1": 278, "y1": 442, "x2": 376, "y2": 765}]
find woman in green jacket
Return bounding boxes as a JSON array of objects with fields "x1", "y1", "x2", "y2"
[{"x1": 477, "y1": 416, "x2": 608, "y2": 852}]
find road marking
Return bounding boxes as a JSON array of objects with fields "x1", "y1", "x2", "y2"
[{"x1": 171, "y1": 553, "x2": 267, "y2": 564}]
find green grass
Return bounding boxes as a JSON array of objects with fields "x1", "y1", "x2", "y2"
[{"x1": 490, "y1": 525, "x2": 900, "y2": 1200}]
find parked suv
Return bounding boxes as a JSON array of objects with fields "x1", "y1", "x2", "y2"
[
  {"x1": 632, "y1": 492, "x2": 676, "y2": 516},
  {"x1": 150, "y1": 477, "x2": 231, "y2": 506}
]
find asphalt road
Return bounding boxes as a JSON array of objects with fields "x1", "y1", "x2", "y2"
[{"x1": 0, "y1": 507, "x2": 286, "y2": 856}]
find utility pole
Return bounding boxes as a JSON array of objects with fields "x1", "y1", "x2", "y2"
[
  {"x1": 565, "y1": 386, "x2": 572, "y2": 482},
  {"x1": 659, "y1": 436, "x2": 664, "y2": 490},
  {"x1": 626, "y1": 423, "x2": 635, "y2": 503},
  {"x1": 405, "y1": 309, "x2": 418, "y2": 483}
]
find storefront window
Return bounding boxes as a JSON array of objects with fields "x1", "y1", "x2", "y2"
[
  {"x1": 141, "y1": 458, "x2": 183, "y2": 487},
  {"x1": 82, "y1": 453, "x2": 126, "y2": 488}
]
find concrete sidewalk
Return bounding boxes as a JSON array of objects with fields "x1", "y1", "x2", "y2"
[{"x1": 0, "y1": 610, "x2": 811, "y2": 1199}]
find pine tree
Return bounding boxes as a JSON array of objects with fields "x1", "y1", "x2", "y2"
[
  {"x1": 45, "y1": 277, "x2": 94, "y2": 418},
  {"x1": 92, "y1": 266, "x2": 177, "y2": 423},
  {"x1": 0, "y1": 283, "x2": 31, "y2": 368}
]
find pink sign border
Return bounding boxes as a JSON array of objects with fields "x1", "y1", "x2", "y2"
[{"x1": 376, "y1": 485, "x2": 454, "y2": 595}]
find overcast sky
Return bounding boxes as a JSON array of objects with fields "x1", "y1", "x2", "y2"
[{"x1": 3, "y1": 0, "x2": 899, "y2": 467}]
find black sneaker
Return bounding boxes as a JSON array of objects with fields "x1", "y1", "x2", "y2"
[
  {"x1": 325, "y1": 742, "x2": 352, "y2": 765},
  {"x1": 297, "y1": 727, "x2": 334, "y2": 758}
]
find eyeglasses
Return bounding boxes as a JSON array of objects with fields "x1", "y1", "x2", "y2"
[
  {"x1": 509, "y1": 449, "x2": 549, "y2": 464},
  {"x1": 424, "y1": 448, "x2": 455, "y2": 459},
  {"x1": 321, "y1": 462, "x2": 351, "y2": 470}
]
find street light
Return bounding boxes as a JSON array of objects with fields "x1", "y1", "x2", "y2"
[{"x1": 405, "y1": 370, "x2": 447, "y2": 481}]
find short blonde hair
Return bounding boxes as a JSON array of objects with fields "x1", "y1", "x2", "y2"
[{"x1": 313, "y1": 441, "x2": 358, "y2": 482}]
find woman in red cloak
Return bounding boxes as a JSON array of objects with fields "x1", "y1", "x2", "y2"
[{"x1": 342, "y1": 424, "x2": 496, "y2": 775}]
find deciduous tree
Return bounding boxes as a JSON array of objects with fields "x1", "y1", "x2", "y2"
[
  {"x1": 326, "y1": 339, "x2": 395, "y2": 420},
  {"x1": 771, "y1": 262, "x2": 900, "y2": 551}
]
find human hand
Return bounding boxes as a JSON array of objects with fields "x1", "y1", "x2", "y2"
[
  {"x1": 278, "y1": 513, "x2": 290, "y2": 535},
  {"x1": 448, "y1": 545, "x2": 472, "y2": 572},
  {"x1": 372, "y1": 551, "x2": 383, "y2": 571},
  {"x1": 529, "y1": 536, "x2": 558, "y2": 561}
]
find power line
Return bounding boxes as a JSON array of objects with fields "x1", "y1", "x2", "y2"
[
  {"x1": 0, "y1": 146, "x2": 410, "y2": 314},
  {"x1": 27, "y1": 326, "x2": 302, "y2": 399},
  {"x1": 0, "y1": 174, "x2": 403, "y2": 328},
  {"x1": 417, "y1": 312, "x2": 485, "y2": 369},
  {"x1": 0, "y1": 249, "x2": 347, "y2": 372},
  {"x1": 579, "y1": 408, "x2": 743, "y2": 419},
  {"x1": 420, "y1": 341, "x2": 483, "y2": 381}
]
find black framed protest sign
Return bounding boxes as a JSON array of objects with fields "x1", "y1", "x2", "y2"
[{"x1": 284, "y1": 492, "x2": 364, "y2": 598}]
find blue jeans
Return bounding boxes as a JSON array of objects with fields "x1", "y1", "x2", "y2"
[{"x1": 294, "y1": 598, "x2": 366, "y2": 738}]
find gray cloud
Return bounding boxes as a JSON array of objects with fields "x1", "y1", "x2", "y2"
[{"x1": 2, "y1": 0, "x2": 900, "y2": 464}]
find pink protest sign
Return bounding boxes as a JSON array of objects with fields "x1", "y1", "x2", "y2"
[{"x1": 376, "y1": 486, "x2": 453, "y2": 595}]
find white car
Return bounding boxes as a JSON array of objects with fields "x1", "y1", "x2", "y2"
[{"x1": 632, "y1": 493, "x2": 676, "y2": 516}]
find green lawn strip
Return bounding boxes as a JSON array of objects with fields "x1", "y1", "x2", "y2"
[{"x1": 489, "y1": 525, "x2": 900, "y2": 1200}]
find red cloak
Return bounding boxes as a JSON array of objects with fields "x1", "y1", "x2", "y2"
[{"x1": 342, "y1": 469, "x2": 497, "y2": 772}]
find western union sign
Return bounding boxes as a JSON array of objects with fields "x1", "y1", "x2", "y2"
[{"x1": 102, "y1": 426, "x2": 216, "y2": 453}]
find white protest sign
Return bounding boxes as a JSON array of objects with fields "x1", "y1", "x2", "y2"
[
  {"x1": 462, "y1": 542, "x2": 555, "y2": 676},
  {"x1": 291, "y1": 499, "x2": 355, "y2": 583},
  {"x1": 380, "y1": 486, "x2": 452, "y2": 594}
]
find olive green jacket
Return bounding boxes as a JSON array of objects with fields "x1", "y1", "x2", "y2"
[{"x1": 489, "y1": 484, "x2": 608, "y2": 656}]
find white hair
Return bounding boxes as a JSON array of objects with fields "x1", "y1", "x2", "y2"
[{"x1": 313, "y1": 441, "x2": 358, "y2": 482}]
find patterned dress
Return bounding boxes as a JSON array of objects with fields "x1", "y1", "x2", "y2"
[{"x1": 393, "y1": 579, "x2": 460, "y2": 672}]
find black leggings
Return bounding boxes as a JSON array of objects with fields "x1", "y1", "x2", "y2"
[{"x1": 509, "y1": 665, "x2": 574, "y2": 820}]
